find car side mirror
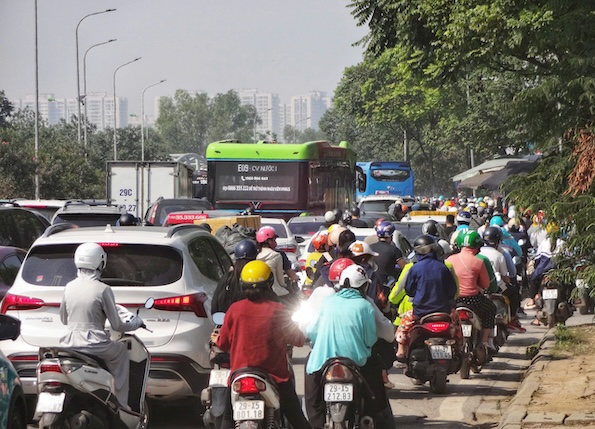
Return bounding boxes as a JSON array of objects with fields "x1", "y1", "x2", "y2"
[{"x1": 295, "y1": 236, "x2": 305, "y2": 243}]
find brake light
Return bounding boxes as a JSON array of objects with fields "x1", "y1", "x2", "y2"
[
  {"x1": 1, "y1": 294, "x2": 45, "y2": 314},
  {"x1": 423, "y1": 322, "x2": 450, "y2": 333},
  {"x1": 149, "y1": 204, "x2": 159, "y2": 225},
  {"x1": 8, "y1": 354, "x2": 38, "y2": 362},
  {"x1": 277, "y1": 244, "x2": 296, "y2": 253},
  {"x1": 457, "y1": 310, "x2": 473, "y2": 321},
  {"x1": 233, "y1": 377, "x2": 266, "y2": 394},
  {"x1": 39, "y1": 363, "x2": 62, "y2": 374},
  {"x1": 325, "y1": 362, "x2": 354, "y2": 382},
  {"x1": 153, "y1": 293, "x2": 208, "y2": 318}
]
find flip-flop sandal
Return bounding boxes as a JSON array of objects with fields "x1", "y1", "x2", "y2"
[{"x1": 530, "y1": 319, "x2": 541, "y2": 326}]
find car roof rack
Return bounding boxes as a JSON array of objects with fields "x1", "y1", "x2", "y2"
[
  {"x1": 42, "y1": 223, "x2": 80, "y2": 238},
  {"x1": 63, "y1": 199, "x2": 110, "y2": 207},
  {"x1": 166, "y1": 223, "x2": 208, "y2": 238}
]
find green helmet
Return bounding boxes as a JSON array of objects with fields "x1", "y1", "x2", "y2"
[{"x1": 460, "y1": 230, "x2": 483, "y2": 248}]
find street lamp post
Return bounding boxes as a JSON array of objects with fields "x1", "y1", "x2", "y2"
[
  {"x1": 112, "y1": 57, "x2": 141, "y2": 160},
  {"x1": 141, "y1": 79, "x2": 166, "y2": 162},
  {"x1": 34, "y1": 0, "x2": 40, "y2": 199},
  {"x1": 293, "y1": 116, "x2": 311, "y2": 143},
  {"x1": 83, "y1": 39, "x2": 116, "y2": 149},
  {"x1": 75, "y1": 9, "x2": 116, "y2": 144}
]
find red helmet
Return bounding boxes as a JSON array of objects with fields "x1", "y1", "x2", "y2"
[
  {"x1": 311, "y1": 233, "x2": 328, "y2": 251},
  {"x1": 328, "y1": 258, "x2": 355, "y2": 282},
  {"x1": 256, "y1": 226, "x2": 278, "y2": 243}
]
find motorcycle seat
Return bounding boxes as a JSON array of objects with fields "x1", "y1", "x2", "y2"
[{"x1": 419, "y1": 312, "x2": 452, "y2": 324}]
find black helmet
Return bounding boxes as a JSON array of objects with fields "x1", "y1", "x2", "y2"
[
  {"x1": 413, "y1": 234, "x2": 436, "y2": 255},
  {"x1": 341, "y1": 211, "x2": 352, "y2": 226},
  {"x1": 234, "y1": 240, "x2": 258, "y2": 260},
  {"x1": 332, "y1": 208, "x2": 343, "y2": 223},
  {"x1": 117, "y1": 213, "x2": 138, "y2": 226},
  {"x1": 421, "y1": 220, "x2": 440, "y2": 238},
  {"x1": 469, "y1": 205, "x2": 478, "y2": 215},
  {"x1": 483, "y1": 226, "x2": 503, "y2": 246},
  {"x1": 349, "y1": 207, "x2": 361, "y2": 218}
]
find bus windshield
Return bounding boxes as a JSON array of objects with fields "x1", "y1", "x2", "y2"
[
  {"x1": 356, "y1": 161, "x2": 414, "y2": 200},
  {"x1": 207, "y1": 140, "x2": 356, "y2": 218}
]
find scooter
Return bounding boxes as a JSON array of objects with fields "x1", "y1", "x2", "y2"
[
  {"x1": 402, "y1": 312, "x2": 462, "y2": 393},
  {"x1": 572, "y1": 260, "x2": 592, "y2": 315},
  {"x1": 201, "y1": 312, "x2": 230, "y2": 429},
  {"x1": 320, "y1": 357, "x2": 375, "y2": 429},
  {"x1": 536, "y1": 276, "x2": 573, "y2": 328},
  {"x1": 489, "y1": 293, "x2": 511, "y2": 351},
  {"x1": 35, "y1": 298, "x2": 154, "y2": 429},
  {"x1": 456, "y1": 306, "x2": 489, "y2": 380}
]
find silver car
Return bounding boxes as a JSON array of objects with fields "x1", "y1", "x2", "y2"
[{"x1": 0, "y1": 223, "x2": 231, "y2": 415}]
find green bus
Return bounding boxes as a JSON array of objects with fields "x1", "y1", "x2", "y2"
[{"x1": 206, "y1": 140, "x2": 356, "y2": 217}]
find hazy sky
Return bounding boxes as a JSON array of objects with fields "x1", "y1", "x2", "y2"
[{"x1": 0, "y1": 1, "x2": 367, "y2": 116}]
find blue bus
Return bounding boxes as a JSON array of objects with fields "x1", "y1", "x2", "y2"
[{"x1": 355, "y1": 161, "x2": 414, "y2": 200}]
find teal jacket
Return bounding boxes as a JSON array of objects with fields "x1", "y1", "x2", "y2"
[{"x1": 305, "y1": 288, "x2": 377, "y2": 374}]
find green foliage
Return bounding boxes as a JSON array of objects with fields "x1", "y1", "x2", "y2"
[{"x1": 0, "y1": 90, "x2": 14, "y2": 128}]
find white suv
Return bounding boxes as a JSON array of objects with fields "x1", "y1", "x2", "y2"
[{"x1": 0, "y1": 223, "x2": 231, "y2": 415}]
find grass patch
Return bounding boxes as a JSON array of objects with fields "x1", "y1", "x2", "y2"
[{"x1": 553, "y1": 325, "x2": 595, "y2": 356}]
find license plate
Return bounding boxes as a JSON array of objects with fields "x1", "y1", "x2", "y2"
[
  {"x1": 461, "y1": 324, "x2": 472, "y2": 337},
  {"x1": 324, "y1": 383, "x2": 353, "y2": 402},
  {"x1": 233, "y1": 400, "x2": 265, "y2": 421},
  {"x1": 209, "y1": 369, "x2": 230, "y2": 387},
  {"x1": 35, "y1": 392, "x2": 66, "y2": 413},
  {"x1": 429, "y1": 345, "x2": 452, "y2": 359},
  {"x1": 542, "y1": 289, "x2": 558, "y2": 299}
]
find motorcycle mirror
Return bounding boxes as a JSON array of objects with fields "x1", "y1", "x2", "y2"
[
  {"x1": 144, "y1": 297, "x2": 155, "y2": 309},
  {"x1": 212, "y1": 312, "x2": 225, "y2": 326},
  {"x1": 512, "y1": 256, "x2": 522, "y2": 265}
]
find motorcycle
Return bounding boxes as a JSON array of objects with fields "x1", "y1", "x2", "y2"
[
  {"x1": 402, "y1": 312, "x2": 462, "y2": 393},
  {"x1": 456, "y1": 306, "x2": 489, "y2": 380},
  {"x1": 572, "y1": 260, "x2": 592, "y2": 315},
  {"x1": 535, "y1": 275, "x2": 573, "y2": 328},
  {"x1": 201, "y1": 312, "x2": 230, "y2": 429},
  {"x1": 488, "y1": 293, "x2": 511, "y2": 351},
  {"x1": 320, "y1": 357, "x2": 375, "y2": 429},
  {"x1": 35, "y1": 298, "x2": 154, "y2": 429}
]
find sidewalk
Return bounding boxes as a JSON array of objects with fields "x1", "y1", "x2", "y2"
[{"x1": 498, "y1": 320, "x2": 595, "y2": 429}]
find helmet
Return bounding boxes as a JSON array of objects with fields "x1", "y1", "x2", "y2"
[
  {"x1": 546, "y1": 221, "x2": 559, "y2": 234},
  {"x1": 489, "y1": 216, "x2": 505, "y2": 227},
  {"x1": 324, "y1": 210, "x2": 336, "y2": 223},
  {"x1": 468, "y1": 205, "x2": 478, "y2": 216},
  {"x1": 240, "y1": 260, "x2": 274, "y2": 289},
  {"x1": 413, "y1": 235, "x2": 436, "y2": 255},
  {"x1": 349, "y1": 207, "x2": 361, "y2": 217},
  {"x1": 74, "y1": 242, "x2": 107, "y2": 271},
  {"x1": 234, "y1": 240, "x2": 258, "y2": 260},
  {"x1": 348, "y1": 240, "x2": 379, "y2": 257},
  {"x1": 376, "y1": 221, "x2": 395, "y2": 238},
  {"x1": 256, "y1": 226, "x2": 277, "y2": 243},
  {"x1": 338, "y1": 264, "x2": 370, "y2": 289},
  {"x1": 421, "y1": 220, "x2": 440, "y2": 237},
  {"x1": 328, "y1": 258, "x2": 355, "y2": 282},
  {"x1": 332, "y1": 209, "x2": 343, "y2": 223},
  {"x1": 456, "y1": 211, "x2": 472, "y2": 224},
  {"x1": 117, "y1": 213, "x2": 137, "y2": 226},
  {"x1": 341, "y1": 212, "x2": 352, "y2": 226},
  {"x1": 436, "y1": 239, "x2": 453, "y2": 259},
  {"x1": 483, "y1": 226, "x2": 503, "y2": 245},
  {"x1": 460, "y1": 230, "x2": 483, "y2": 248},
  {"x1": 311, "y1": 232, "x2": 329, "y2": 251},
  {"x1": 328, "y1": 225, "x2": 347, "y2": 246},
  {"x1": 374, "y1": 218, "x2": 386, "y2": 229}
]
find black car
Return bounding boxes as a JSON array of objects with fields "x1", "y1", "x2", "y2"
[
  {"x1": 144, "y1": 197, "x2": 214, "y2": 226},
  {"x1": 0, "y1": 246, "x2": 27, "y2": 301},
  {"x1": 0, "y1": 206, "x2": 50, "y2": 249}
]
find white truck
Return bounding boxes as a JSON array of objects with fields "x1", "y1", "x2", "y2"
[{"x1": 106, "y1": 161, "x2": 194, "y2": 218}]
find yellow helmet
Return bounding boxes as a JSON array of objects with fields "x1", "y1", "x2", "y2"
[
  {"x1": 545, "y1": 221, "x2": 559, "y2": 234},
  {"x1": 240, "y1": 260, "x2": 274, "y2": 289}
]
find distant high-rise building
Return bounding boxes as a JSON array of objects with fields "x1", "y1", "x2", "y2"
[
  {"x1": 236, "y1": 89, "x2": 281, "y2": 139},
  {"x1": 290, "y1": 91, "x2": 328, "y2": 132}
]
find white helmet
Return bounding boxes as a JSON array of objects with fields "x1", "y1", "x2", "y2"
[
  {"x1": 338, "y1": 264, "x2": 370, "y2": 289},
  {"x1": 74, "y1": 242, "x2": 107, "y2": 271},
  {"x1": 324, "y1": 210, "x2": 336, "y2": 223}
]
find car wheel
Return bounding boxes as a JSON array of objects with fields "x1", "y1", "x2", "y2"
[{"x1": 8, "y1": 393, "x2": 27, "y2": 429}]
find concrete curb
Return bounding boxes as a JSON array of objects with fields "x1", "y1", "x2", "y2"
[{"x1": 497, "y1": 328, "x2": 556, "y2": 429}]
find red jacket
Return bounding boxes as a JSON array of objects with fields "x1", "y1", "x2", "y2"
[{"x1": 217, "y1": 298, "x2": 305, "y2": 384}]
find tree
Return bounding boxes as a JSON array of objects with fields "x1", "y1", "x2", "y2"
[{"x1": 0, "y1": 90, "x2": 14, "y2": 128}]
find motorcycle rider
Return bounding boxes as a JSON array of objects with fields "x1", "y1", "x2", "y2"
[
  {"x1": 349, "y1": 206, "x2": 369, "y2": 228},
  {"x1": 446, "y1": 230, "x2": 498, "y2": 352},
  {"x1": 304, "y1": 264, "x2": 394, "y2": 429},
  {"x1": 450, "y1": 211, "x2": 472, "y2": 248},
  {"x1": 214, "y1": 260, "x2": 311, "y2": 429},
  {"x1": 211, "y1": 239, "x2": 258, "y2": 314},
  {"x1": 59, "y1": 242, "x2": 144, "y2": 409},
  {"x1": 256, "y1": 225, "x2": 290, "y2": 298},
  {"x1": 370, "y1": 221, "x2": 406, "y2": 288},
  {"x1": 395, "y1": 235, "x2": 458, "y2": 360}
]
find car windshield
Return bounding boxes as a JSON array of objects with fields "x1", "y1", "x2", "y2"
[
  {"x1": 22, "y1": 243, "x2": 183, "y2": 286},
  {"x1": 393, "y1": 223, "x2": 425, "y2": 241},
  {"x1": 53, "y1": 214, "x2": 123, "y2": 227},
  {"x1": 288, "y1": 222, "x2": 324, "y2": 236},
  {"x1": 360, "y1": 201, "x2": 394, "y2": 213}
]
